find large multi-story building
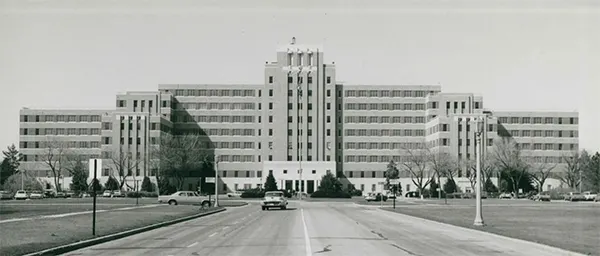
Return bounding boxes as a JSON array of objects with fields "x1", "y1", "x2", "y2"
[{"x1": 18, "y1": 39, "x2": 579, "y2": 194}]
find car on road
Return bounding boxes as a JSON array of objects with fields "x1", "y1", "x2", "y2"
[
  {"x1": 13, "y1": 190, "x2": 28, "y2": 200},
  {"x1": 582, "y1": 191, "x2": 597, "y2": 201},
  {"x1": 261, "y1": 191, "x2": 288, "y2": 210},
  {"x1": 158, "y1": 191, "x2": 214, "y2": 207},
  {"x1": 563, "y1": 192, "x2": 586, "y2": 202}
]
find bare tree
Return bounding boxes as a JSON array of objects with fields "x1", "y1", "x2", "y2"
[
  {"x1": 399, "y1": 146, "x2": 432, "y2": 199},
  {"x1": 427, "y1": 149, "x2": 456, "y2": 198},
  {"x1": 40, "y1": 139, "x2": 68, "y2": 191},
  {"x1": 464, "y1": 154, "x2": 495, "y2": 192},
  {"x1": 529, "y1": 159, "x2": 558, "y2": 193},
  {"x1": 108, "y1": 149, "x2": 143, "y2": 190},
  {"x1": 154, "y1": 133, "x2": 209, "y2": 190},
  {"x1": 560, "y1": 151, "x2": 584, "y2": 190},
  {"x1": 490, "y1": 137, "x2": 529, "y2": 197}
]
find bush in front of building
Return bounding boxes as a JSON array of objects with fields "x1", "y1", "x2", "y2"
[
  {"x1": 126, "y1": 191, "x2": 159, "y2": 198},
  {"x1": 310, "y1": 190, "x2": 352, "y2": 198},
  {"x1": 241, "y1": 188, "x2": 265, "y2": 198}
]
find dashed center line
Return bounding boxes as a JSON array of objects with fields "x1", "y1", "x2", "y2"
[
  {"x1": 209, "y1": 232, "x2": 218, "y2": 237},
  {"x1": 223, "y1": 226, "x2": 230, "y2": 230},
  {"x1": 187, "y1": 242, "x2": 198, "y2": 248}
]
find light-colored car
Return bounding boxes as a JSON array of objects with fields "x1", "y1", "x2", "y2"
[
  {"x1": 533, "y1": 191, "x2": 551, "y2": 201},
  {"x1": 112, "y1": 190, "x2": 124, "y2": 197},
  {"x1": 563, "y1": 192, "x2": 586, "y2": 202},
  {"x1": 364, "y1": 193, "x2": 377, "y2": 201},
  {"x1": 29, "y1": 191, "x2": 44, "y2": 199},
  {"x1": 158, "y1": 191, "x2": 214, "y2": 207},
  {"x1": 227, "y1": 191, "x2": 242, "y2": 197},
  {"x1": 261, "y1": 191, "x2": 288, "y2": 210},
  {"x1": 499, "y1": 193, "x2": 512, "y2": 199},
  {"x1": 0, "y1": 191, "x2": 13, "y2": 200},
  {"x1": 582, "y1": 191, "x2": 597, "y2": 201},
  {"x1": 14, "y1": 190, "x2": 28, "y2": 200},
  {"x1": 102, "y1": 190, "x2": 112, "y2": 197}
]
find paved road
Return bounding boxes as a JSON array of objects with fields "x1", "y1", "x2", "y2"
[{"x1": 65, "y1": 201, "x2": 583, "y2": 256}]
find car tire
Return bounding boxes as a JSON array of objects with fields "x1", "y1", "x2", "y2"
[
  {"x1": 168, "y1": 200, "x2": 178, "y2": 205},
  {"x1": 281, "y1": 206, "x2": 286, "y2": 210},
  {"x1": 261, "y1": 206, "x2": 266, "y2": 210},
  {"x1": 202, "y1": 201, "x2": 211, "y2": 208}
]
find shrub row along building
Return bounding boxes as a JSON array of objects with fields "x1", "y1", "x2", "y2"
[{"x1": 18, "y1": 39, "x2": 579, "y2": 194}]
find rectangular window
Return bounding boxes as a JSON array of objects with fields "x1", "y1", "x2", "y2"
[
  {"x1": 269, "y1": 76, "x2": 273, "y2": 83},
  {"x1": 326, "y1": 76, "x2": 331, "y2": 84}
]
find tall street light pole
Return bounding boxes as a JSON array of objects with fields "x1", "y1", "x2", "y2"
[
  {"x1": 214, "y1": 155, "x2": 219, "y2": 207},
  {"x1": 297, "y1": 84, "x2": 303, "y2": 200},
  {"x1": 474, "y1": 117, "x2": 485, "y2": 226}
]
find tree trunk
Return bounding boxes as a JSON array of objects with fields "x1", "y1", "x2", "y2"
[{"x1": 437, "y1": 175, "x2": 442, "y2": 199}]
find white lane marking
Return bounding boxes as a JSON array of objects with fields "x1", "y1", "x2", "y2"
[
  {"x1": 223, "y1": 226, "x2": 229, "y2": 230},
  {"x1": 232, "y1": 221, "x2": 238, "y2": 224},
  {"x1": 187, "y1": 242, "x2": 198, "y2": 248},
  {"x1": 209, "y1": 232, "x2": 218, "y2": 237},
  {"x1": 301, "y1": 208, "x2": 313, "y2": 256}
]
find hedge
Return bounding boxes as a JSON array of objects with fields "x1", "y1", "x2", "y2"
[
  {"x1": 126, "y1": 191, "x2": 158, "y2": 198},
  {"x1": 310, "y1": 190, "x2": 352, "y2": 198}
]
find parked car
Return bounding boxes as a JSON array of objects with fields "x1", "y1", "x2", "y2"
[
  {"x1": 29, "y1": 191, "x2": 44, "y2": 199},
  {"x1": 261, "y1": 191, "x2": 288, "y2": 210},
  {"x1": 14, "y1": 190, "x2": 28, "y2": 200},
  {"x1": 112, "y1": 190, "x2": 124, "y2": 197},
  {"x1": 582, "y1": 191, "x2": 597, "y2": 201},
  {"x1": 532, "y1": 191, "x2": 551, "y2": 201},
  {"x1": 563, "y1": 192, "x2": 586, "y2": 202},
  {"x1": 102, "y1": 190, "x2": 112, "y2": 197},
  {"x1": 227, "y1": 191, "x2": 242, "y2": 198},
  {"x1": 158, "y1": 191, "x2": 214, "y2": 207},
  {"x1": 499, "y1": 193, "x2": 512, "y2": 199},
  {"x1": 55, "y1": 192, "x2": 67, "y2": 198},
  {"x1": 0, "y1": 191, "x2": 13, "y2": 200},
  {"x1": 405, "y1": 191, "x2": 420, "y2": 198}
]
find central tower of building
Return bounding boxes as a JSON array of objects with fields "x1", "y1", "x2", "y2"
[{"x1": 261, "y1": 38, "x2": 338, "y2": 163}]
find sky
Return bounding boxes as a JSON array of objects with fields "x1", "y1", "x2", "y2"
[{"x1": 0, "y1": 0, "x2": 598, "y2": 153}]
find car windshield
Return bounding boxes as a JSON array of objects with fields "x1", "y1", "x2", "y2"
[{"x1": 265, "y1": 192, "x2": 283, "y2": 197}]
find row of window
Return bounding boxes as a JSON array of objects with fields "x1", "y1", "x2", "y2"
[
  {"x1": 174, "y1": 102, "x2": 255, "y2": 110},
  {"x1": 20, "y1": 115, "x2": 102, "y2": 123},
  {"x1": 508, "y1": 130, "x2": 578, "y2": 138},
  {"x1": 499, "y1": 116, "x2": 578, "y2": 125},
  {"x1": 344, "y1": 90, "x2": 434, "y2": 98},
  {"x1": 170, "y1": 115, "x2": 256, "y2": 123},
  {"x1": 519, "y1": 143, "x2": 578, "y2": 151},
  {"x1": 20, "y1": 128, "x2": 101, "y2": 136},
  {"x1": 344, "y1": 129, "x2": 426, "y2": 137},
  {"x1": 344, "y1": 116, "x2": 426, "y2": 124},
  {"x1": 168, "y1": 89, "x2": 257, "y2": 97},
  {"x1": 20, "y1": 141, "x2": 100, "y2": 149},
  {"x1": 21, "y1": 154, "x2": 100, "y2": 162},
  {"x1": 345, "y1": 142, "x2": 426, "y2": 150},
  {"x1": 345, "y1": 103, "x2": 426, "y2": 111}
]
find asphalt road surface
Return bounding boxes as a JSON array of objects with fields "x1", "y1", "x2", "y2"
[{"x1": 65, "y1": 201, "x2": 584, "y2": 256}]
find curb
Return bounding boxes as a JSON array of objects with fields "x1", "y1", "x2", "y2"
[
  {"x1": 23, "y1": 207, "x2": 227, "y2": 256},
  {"x1": 377, "y1": 208, "x2": 587, "y2": 256}
]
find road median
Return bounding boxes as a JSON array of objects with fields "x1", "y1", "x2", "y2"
[{"x1": 1, "y1": 205, "x2": 226, "y2": 256}]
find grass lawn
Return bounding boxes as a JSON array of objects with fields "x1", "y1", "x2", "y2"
[
  {"x1": 0, "y1": 203, "x2": 143, "y2": 220},
  {"x1": 383, "y1": 200, "x2": 600, "y2": 256},
  {"x1": 0, "y1": 205, "x2": 222, "y2": 256}
]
